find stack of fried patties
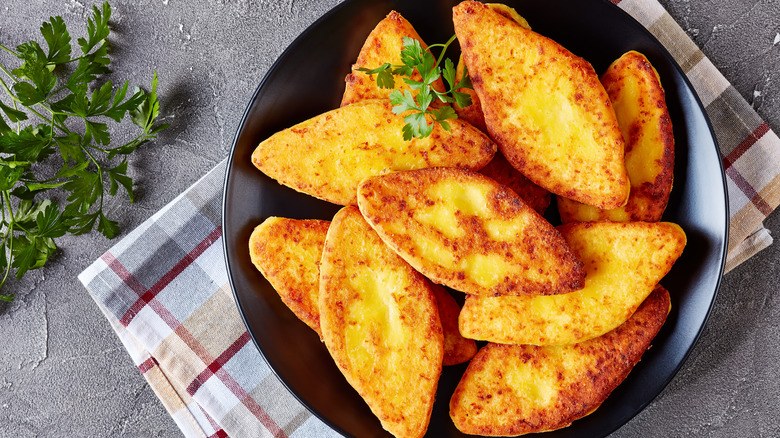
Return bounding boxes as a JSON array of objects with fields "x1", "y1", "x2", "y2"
[{"x1": 249, "y1": 2, "x2": 682, "y2": 437}]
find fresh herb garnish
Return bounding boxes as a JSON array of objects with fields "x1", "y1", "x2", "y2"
[
  {"x1": 357, "y1": 35, "x2": 473, "y2": 140},
  {"x1": 0, "y1": 1, "x2": 168, "y2": 300}
]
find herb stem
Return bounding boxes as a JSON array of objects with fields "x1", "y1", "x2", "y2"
[
  {"x1": 30, "y1": 106, "x2": 53, "y2": 124},
  {"x1": 87, "y1": 145, "x2": 111, "y2": 154},
  {"x1": 1, "y1": 192, "x2": 16, "y2": 291},
  {"x1": 62, "y1": 54, "x2": 90, "y2": 64},
  {"x1": 13, "y1": 102, "x2": 21, "y2": 134},
  {"x1": 81, "y1": 145, "x2": 106, "y2": 208},
  {"x1": 0, "y1": 76, "x2": 20, "y2": 102},
  {"x1": 36, "y1": 103, "x2": 72, "y2": 135},
  {"x1": 81, "y1": 144, "x2": 103, "y2": 172},
  {"x1": 427, "y1": 34, "x2": 457, "y2": 69},
  {"x1": 0, "y1": 1, "x2": 166, "y2": 295},
  {"x1": 50, "y1": 84, "x2": 69, "y2": 96},
  {"x1": 0, "y1": 75, "x2": 64, "y2": 135},
  {"x1": 0, "y1": 230, "x2": 12, "y2": 292},
  {"x1": 0, "y1": 44, "x2": 16, "y2": 56},
  {"x1": 3, "y1": 192, "x2": 16, "y2": 226},
  {"x1": 0, "y1": 61, "x2": 18, "y2": 82}
]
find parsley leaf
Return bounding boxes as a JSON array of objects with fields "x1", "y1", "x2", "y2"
[
  {"x1": 13, "y1": 70, "x2": 56, "y2": 106},
  {"x1": 442, "y1": 58, "x2": 458, "y2": 90},
  {"x1": 78, "y1": 2, "x2": 111, "y2": 55},
  {"x1": 0, "y1": 101, "x2": 28, "y2": 123},
  {"x1": 107, "y1": 159, "x2": 134, "y2": 202},
  {"x1": 0, "y1": 166, "x2": 26, "y2": 192},
  {"x1": 96, "y1": 211, "x2": 120, "y2": 239},
  {"x1": 0, "y1": 124, "x2": 55, "y2": 162},
  {"x1": 403, "y1": 111, "x2": 434, "y2": 141},
  {"x1": 390, "y1": 89, "x2": 421, "y2": 114},
  {"x1": 66, "y1": 45, "x2": 110, "y2": 91},
  {"x1": 0, "y1": 115, "x2": 10, "y2": 134},
  {"x1": 41, "y1": 16, "x2": 72, "y2": 65},
  {"x1": 34, "y1": 201, "x2": 68, "y2": 239},
  {"x1": 11, "y1": 235, "x2": 43, "y2": 279},
  {"x1": 359, "y1": 35, "x2": 475, "y2": 139},
  {"x1": 85, "y1": 120, "x2": 110, "y2": 145},
  {"x1": 357, "y1": 63, "x2": 396, "y2": 89},
  {"x1": 0, "y1": 1, "x2": 167, "y2": 297}
]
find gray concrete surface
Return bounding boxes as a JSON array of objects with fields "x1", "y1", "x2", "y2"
[{"x1": 0, "y1": 0, "x2": 778, "y2": 437}]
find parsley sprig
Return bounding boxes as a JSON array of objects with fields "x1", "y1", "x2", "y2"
[
  {"x1": 357, "y1": 35, "x2": 473, "y2": 140},
  {"x1": 0, "y1": 2, "x2": 168, "y2": 300}
]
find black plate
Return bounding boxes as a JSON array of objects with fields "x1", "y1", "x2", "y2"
[{"x1": 222, "y1": 0, "x2": 729, "y2": 436}]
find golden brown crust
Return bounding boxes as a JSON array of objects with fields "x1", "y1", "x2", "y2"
[
  {"x1": 479, "y1": 153, "x2": 551, "y2": 216},
  {"x1": 453, "y1": 1, "x2": 630, "y2": 209},
  {"x1": 248, "y1": 217, "x2": 329, "y2": 338},
  {"x1": 453, "y1": 5, "x2": 531, "y2": 133},
  {"x1": 459, "y1": 221, "x2": 686, "y2": 345},
  {"x1": 341, "y1": 11, "x2": 445, "y2": 107},
  {"x1": 453, "y1": 53, "x2": 488, "y2": 133},
  {"x1": 558, "y1": 51, "x2": 675, "y2": 222},
  {"x1": 252, "y1": 99, "x2": 496, "y2": 206},
  {"x1": 450, "y1": 286, "x2": 671, "y2": 436},
  {"x1": 431, "y1": 285, "x2": 477, "y2": 366},
  {"x1": 319, "y1": 206, "x2": 443, "y2": 438},
  {"x1": 357, "y1": 167, "x2": 584, "y2": 297}
]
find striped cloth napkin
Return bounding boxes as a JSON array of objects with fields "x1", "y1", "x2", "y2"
[
  {"x1": 79, "y1": 1, "x2": 780, "y2": 437},
  {"x1": 615, "y1": 0, "x2": 780, "y2": 272},
  {"x1": 80, "y1": 162, "x2": 339, "y2": 438}
]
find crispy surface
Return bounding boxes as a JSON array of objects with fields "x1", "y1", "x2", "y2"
[
  {"x1": 559, "y1": 51, "x2": 675, "y2": 222},
  {"x1": 432, "y1": 284, "x2": 477, "y2": 366},
  {"x1": 459, "y1": 221, "x2": 685, "y2": 345},
  {"x1": 341, "y1": 11, "x2": 445, "y2": 107},
  {"x1": 453, "y1": 1, "x2": 630, "y2": 209},
  {"x1": 484, "y1": 2, "x2": 532, "y2": 27},
  {"x1": 319, "y1": 207, "x2": 443, "y2": 438},
  {"x1": 248, "y1": 217, "x2": 329, "y2": 339},
  {"x1": 450, "y1": 286, "x2": 671, "y2": 436},
  {"x1": 357, "y1": 167, "x2": 584, "y2": 297},
  {"x1": 454, "y1": 53, "x2": 487, "y2": 133},
  {"x1": 479, "y1": 153, "x2": 551, "y2": 216},
  {"x1": 252, "y1": 99, "x2": 496, "y2": 206},
  {"x1": 453, "y1": 4, "x2": 531, "y2": 133},
  {"x1": 452, "y1": 6, "x2": 551, "y2": 217}
]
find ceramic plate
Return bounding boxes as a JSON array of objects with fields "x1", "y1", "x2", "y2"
[{"x1": 223, "y1": 0, "x2": 729, "y2": 436}]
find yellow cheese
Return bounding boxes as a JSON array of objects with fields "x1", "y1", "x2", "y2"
[{"x1": 358, "y1": 168, "x2": 584, "y2": 296}]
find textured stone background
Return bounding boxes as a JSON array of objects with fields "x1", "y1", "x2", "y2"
[{"x1": 0, "y1": 0, "x2": 778, "y2": 437}]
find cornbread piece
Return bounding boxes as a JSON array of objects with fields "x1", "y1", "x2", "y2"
[
  {"x1": 432, "y1": 284, "x2": 477, "y2": 366},
  {"x1": 453, "y1": 1, "x2": 630, "y2": 209},
  {"x1": 252, "y1": 99, "x2": 496, "y2": 206},
  {"x1": 559, "y1": 51, "x2": 674, "y2": 222},
  {"x1": 341, "y1": 11, "x2": 445, "y2": 106},
  {"x1": 357, "y1": 167, "x2": 584, "y2": 297},
  {"x1": 248, "y1": 217, "x2": 329, "y2": 339},
  {"x1": 479, "y1": 153, "x2": 551, "y2": 216},
  {"x1": 319, "y1": 206, "x2": 443, "y2": 438},
  {"x1": 459, "y1": 221, "x2": 685, "y2": 345},
  {"x1": 450, "y1": 286, "x2": 671, "y2": 436},
  {"x1": 453, "y1": 3, "x2": 531, "y2": 133}
]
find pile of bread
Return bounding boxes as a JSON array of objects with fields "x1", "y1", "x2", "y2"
[{"x1": 249, "y1": 2, "x2": 684, "y2": 437}]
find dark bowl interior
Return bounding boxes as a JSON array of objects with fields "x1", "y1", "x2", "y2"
[{"x1": 222, "y1": 0, "x2": 729, "y2": 436}]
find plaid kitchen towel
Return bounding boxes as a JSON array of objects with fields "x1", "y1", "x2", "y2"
[
  {"x1": 79, "y1": 161, "x2": 340, "y2": 438},
  {"x1": 614, "y1": 0, "x2": 780, "y2": 272},
  {"x1": 78, "y1": 1, "x2": 780, "y2": 437}
]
